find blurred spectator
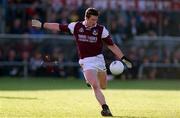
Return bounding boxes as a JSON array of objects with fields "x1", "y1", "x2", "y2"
[
  {"x1": 69, "y1": 10, "x2": 79, "y2": 22},
  {"x1": 128, "y1": 47, "x2": 141, "y2": 79},
  {"x1": 150, "y1": 53, "x2": 160, "y2": 63},
  {"x1": 46, "y1": 11, "x2": 57, "y2": 22},
  {"x1": 172, "y1": 49, "x2": 180, "y2": 64},
  {"x1": 110, "y1": 19, "x2": 122, "y2": 45},
  {"x1": 126, "y1": 17, "x2": 138, "y2": 38},
  {"x1": 58, "y1": 8, "x2": 70, "y2": 24},
  {"x1": 5, "y1": 49, "x2": 19, "y2": 76},
  {"x1": 0, "y1": 48, "x2": 3, "y2": 61},
  {"x1": 46, "y1": 48, "x2": 67, "y2": 77},
  {"x1": 0, "y1": 48, "x2": 4, "y2": 76},
  {"x1": 77, "y1": 0, "x2": 90, "y2": 20},
  {"x1": 26, "y1": 1, "x2": 39, "y2": 18},
  {"x1": 16, "y1": 38, "x2": 34, "y2": 53},
  {"x1": 51, "y1": 0, "x2": 62, "y2": 13},
  {"x1": 56, "y1": 51, "x2": 67, "y2": 77},
  {"x1": 30, "y1": 51, "x2": 44, "y2": 76},
  {"x1": 0, "y1": 7, "x2": 2, "y2": 33},
  {"x1": 162, "y1": 17, "x2": 171, "y2": 36},
  {"x1": 141, "y1": 56, "x2": 157, "y2": 80},
  {"x1": 20, "y1": 51, "x2": 30, "y2": 62},
  {"x1": 10, "y1": 18, "x2": 23, "y2": 34},
  {"x1": 179, "y1": 24, "x2": 180, "y2": 36}
]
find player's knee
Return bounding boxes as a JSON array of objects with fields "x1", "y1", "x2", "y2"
[
  {"x1": 92, "y1": 83, "x2": 99, "y2": 90},
  {"x1": 92, "y1": 84, "x2": 98, "y2": 90}
]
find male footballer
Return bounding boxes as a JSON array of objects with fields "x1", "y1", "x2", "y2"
[{"x1": 32, "y1": 8, "x2": 133, "y2": 116}]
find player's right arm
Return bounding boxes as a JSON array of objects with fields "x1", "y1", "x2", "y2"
[{"x1": 31, "y1": 19, "x2": 76, "y2": 33}]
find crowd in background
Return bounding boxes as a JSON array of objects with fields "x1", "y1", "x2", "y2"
[
  {"x1": 0, "y1": 0, "x2": 180, "y2": 79},
  {"x1": 3, "y1": 0, "x2": 180, "y2": 37}
]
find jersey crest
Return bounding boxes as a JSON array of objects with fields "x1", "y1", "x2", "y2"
[
  {"x1": 92, "y1": 29, "x2": 98, "y2": 36},
  {"x1": 79, "y1": 27, "x2": 84, "y2": 33}
]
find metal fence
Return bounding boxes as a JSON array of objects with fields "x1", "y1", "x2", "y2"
[
  {"x1": 138, "y1": 63, "x2": 180, "y2": 79},
  {"x1": 0, "y1": 34, "x2": 179, "y2": 79}
]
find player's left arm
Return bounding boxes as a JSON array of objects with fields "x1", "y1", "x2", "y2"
[
  {"x1": 101, "y1": 27, "x2": 133, "y2": 69},
  {"x1": 107, "y1": 44, "x2": 133, "y2": 69}
]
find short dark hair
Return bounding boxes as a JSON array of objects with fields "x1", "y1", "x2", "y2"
[{"x1": 85, "y1": 8, "x2": 99, "y2": 18}]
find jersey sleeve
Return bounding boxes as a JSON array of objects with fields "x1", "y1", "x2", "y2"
[
  {"x1": 59, "y1": 24, "x2": 69, "y2": 32},
  {"x1": 68, "y1": 22, "x2": 77, "y2": 34},
  {"x1": 101, "y1": 26, "x2": 114, "y2": 45}
]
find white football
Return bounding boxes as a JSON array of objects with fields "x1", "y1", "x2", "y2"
[{"x1": 109, "y1": 60, "x2": 124, "y2": 75}]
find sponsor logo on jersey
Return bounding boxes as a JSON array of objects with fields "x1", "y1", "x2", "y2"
[{"x1": 78, "y1": 34, "x2": 97, "y2": 43}]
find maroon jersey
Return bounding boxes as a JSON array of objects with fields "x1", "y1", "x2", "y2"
[{"x1": 59, "y1": 21, "x2": 114, "y2": 59}]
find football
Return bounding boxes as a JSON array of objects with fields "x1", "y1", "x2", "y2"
[{"x1": 109, "y1": 60, "x2": 124, "y2": 75}]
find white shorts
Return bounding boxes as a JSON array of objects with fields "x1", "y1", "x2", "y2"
[{"x1": 79, "y1": 54, "x2": 107, "y2": 72}]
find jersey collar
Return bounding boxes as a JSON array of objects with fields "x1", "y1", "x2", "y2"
[{"x1": 82, "y1": 20, "x2": 97, "y2": 29}]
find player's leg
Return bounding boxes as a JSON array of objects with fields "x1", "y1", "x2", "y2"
[
  {"x1": 83, "y1": 69, "x2": 106, "y2": 105},
  {"x1": 79, "y1": 63, "x2": 91, "y2": 87},
  {"x1": 83, "y1": 69, "x2": 112, "y2": 116},
  {"x1": 97, "y1": 71, "x2": 107, "y2": 89}
]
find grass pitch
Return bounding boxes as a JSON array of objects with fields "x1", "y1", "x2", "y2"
[{"x1": 0, "y1": 77, "x2": 180, "y2": 118}]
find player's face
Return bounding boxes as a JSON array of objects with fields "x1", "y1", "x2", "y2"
[{"x1": 86, "y1": 15, "x2": 98, "y2": 27}]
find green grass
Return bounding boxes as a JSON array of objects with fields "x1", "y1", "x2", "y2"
[{"x1": 0, "y1": 77, "x2": 180, "y2": 118}]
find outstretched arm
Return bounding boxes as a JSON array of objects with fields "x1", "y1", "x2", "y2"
[
  {"x1": 44, "y1": 23, "x2": 60, "y2": 31},
  {"x1": 32, "y1": 19, "x2": 69, "y2": 32}
]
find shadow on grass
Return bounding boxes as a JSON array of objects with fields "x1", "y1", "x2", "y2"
[
  {"x1": 0, "y1": 77, "x2": 180, "y2": 91},
  {"x1": 0, "y1": 96, "x2": 38, "y2": 100}
]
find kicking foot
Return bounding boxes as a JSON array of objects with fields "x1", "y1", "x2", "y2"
[
  {"x1": 101, "y1": 104, "x2": 113, "y2": 117},
  {"x1": 101, "y1": 109, "x2": 113, "y2": 117}
]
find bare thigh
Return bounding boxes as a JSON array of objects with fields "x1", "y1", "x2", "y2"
[
  {"x1": 83, "y1": 69, "x2": 100, "y2": 89},
  {"x1": 98, "y1": 71, "x2": 107, "y2": 89}
]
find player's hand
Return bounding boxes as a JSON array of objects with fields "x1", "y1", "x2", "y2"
[
  {"x1": 32, "y1": 19, "x2": 42, "y2": 28},
  {"x1": 121, "y1": 56, "x2": 133, "y2": 69}
]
